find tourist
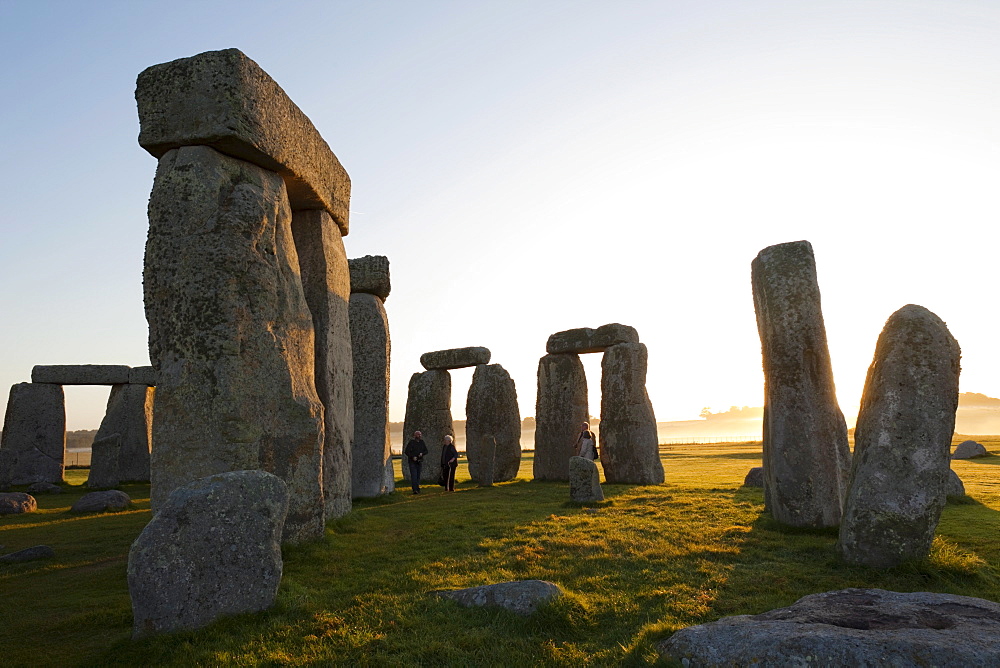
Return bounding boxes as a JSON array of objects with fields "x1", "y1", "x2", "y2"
[
  {"x1": 573, "y1": 422, "x2": 598, "y2": 460},
  {"x1": 440, "y1": 434, "x2": 458, "y2": 492},
  {"x1": 404, "y1": 430, "x2": 428, "y2": 494}
]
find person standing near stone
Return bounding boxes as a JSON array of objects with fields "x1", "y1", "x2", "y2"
[
  {"x1": 573, "y1": 422, "x2": 598, "y2": 461},
  {"x1": 440, "y1": 435, "x2": 458, "y2": 492},
  {"x1": 403, "y1": 431, "x2": 428, "y2": 494}
]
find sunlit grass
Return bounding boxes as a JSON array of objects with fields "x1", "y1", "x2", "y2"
[{"x1": 2, "y1": 439, "x2": 999, "y2": 666}]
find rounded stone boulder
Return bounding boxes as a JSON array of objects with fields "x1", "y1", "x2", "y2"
[
  {"x1": 946, "y1": 468, "x2": 966, "y2": 497},
  {"x1": 743, "y1": 467, "x2": 764, "y2": 488},
  {"x1": 71, "y1": 490, "x2": 131, "y2": 513},
  {"x1": 434, "y1": 580, "x2": 564, "y2": 616},
  {"x1": 26, "y1": 482, "x2": 62, "y2": 495},
  {"x1": 952, "y1": 440, "x2": 988, "y2": 459},
  {"x1": 0, "y1": 492, "x2": 37, "y2": 515}
]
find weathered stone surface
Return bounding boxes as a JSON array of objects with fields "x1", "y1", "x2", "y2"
[
  {"x1": 0, "y1": 545, "x2": 54, "y2": 563},
  {"x1": 952, "y1": 440, "x2": 988, "y2": 459},
  {"x1": 349, "y1": 292, "x2": 391, "y2": 498},
  {"x1": 435, "y1": 580, "x2": 564, "y2": 616},
  {"x1": 466, "y1": 364, "x2": 521, "y2": 483},
  {"x1": 383, "y1": 458, "x2": 396, "y2": 493},
  {"x1": 751, "y1": 240, "x2": 851, "y2": 528},
  {"x1": 86, "y1": 434, "x2": 121, "y2": 488},
  {"x1": 599, "y1": 343, "x2": 663, "y2": 484},
  {"x1": 839, "y1": 305, "x2": 961, "y2": 567},
  {"x1": 402, "y1": 370, "x2": 453, "y2": 483},
  {"x1": 743, "y1": 466, "x2": 764, "y2": 488},
  {"x1": 534, "y1": 354, "x2": 588, "y2": 481},
  {"x1": 546, "y1": 323, "x2": 640, "y2": 355},
  {"x1": 946, "y1": 469, "x2": 966, "y2": 497},
  {"x1": 128, "y1": 366, "x2": 157, "y2": 386},
  {"x1": 26, "y1": 482, "x2": 62, "y2": 495},
  {"x1": 0, "y1": 383, "x2": 65, "y2": 487},
  {"x1": 348, "y1": 255, "x2": 390, "y2": 300},
  {"x1": 136, "y1": 48, "x2": 350, "y2": 233},
  {"x1": 477, "y1": 435, "x2": 496, "y2": 487},
  {"x1": 144, "y1": 146, "x2": 325, "y2": 544},
  {"x1": 0, "y1": 492, "x2": 37, "y2": 515},
  {"x1": 291, "y1": 209, "x2": 353, "y2": 520},
  {"x1": 128, "y1": 470, "x2": 287, "y2": 638},
  {"x1": 658, "y1": 588, "x2": 1000, "y2": 666},
  {"x1": 95, "y1": 384, "x2": 154, "y2": 482},
  {"x1": 420, "y1": 347, "x2": 490, "y2": 370},
  {"x1": 71, "y1": 490, "x2": 131, "y2": 513},
  {"x1": 569, "y1": 456, "x2": 604, "y2": 502},
  {"x1": 31, "y1": 364, "x2": 131, "y2": 385}
]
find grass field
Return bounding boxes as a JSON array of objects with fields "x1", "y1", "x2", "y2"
[{"x1": 2, "y1": 440, "x2": 999, "y2": 666}]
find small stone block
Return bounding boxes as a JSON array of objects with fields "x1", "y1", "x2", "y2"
[
  {"x1": 420, "y1": 347, "x2": 491, "y2": 370},
  {"x1": 349, "y1": 255, "x2": 390, "y2": 300},
  {"x1": 31, "y1": 365, "x2": 131, "y2": 385}
]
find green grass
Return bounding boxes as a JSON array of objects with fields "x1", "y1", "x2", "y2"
[{"x1": 3, "y1": 440, "x2": 1000, "y2": 666}]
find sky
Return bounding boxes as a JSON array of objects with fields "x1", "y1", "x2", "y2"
[{"x1": 2, "y1": 0, "x2": 999, "y2": 432}]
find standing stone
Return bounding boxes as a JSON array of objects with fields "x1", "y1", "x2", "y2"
[
  {"x1": 838, "y1": 305, "x2": 961, "y2": 568},
  {"x1": 402, "y1": 370, "x2": 453, "y2": 483},
  {"x1": 534, "y1": 354, "x2": 588, "y2": 481},
  {"x1": 128, "y1": 470, "x2": 288, "y2": 638},
  {"x1": 292, "y1": 209, "x2": 354, "y2": 520},
  {"x1": 477, "y1": 435, "x2": 496, "y2": 487},
  {"x1": 144, "y1": 145, "x2": 324, "y2": 544},
  {"x1": 0, "y1": 383, "x2": 65, "y2": 487},
  {"x1": 95, "y1": 384, "x2": 154, "y2": 482},
  {"x1": 599, "y1": 343, "x2": 663, "y2": 484},
  {"x1": 86, "y1": 434, "x2": 121, "y2": 488},
  {"x1": 569, "y1": 456, "x2": 604, "y2": 502},
  {"x1": 751, "y1": 240, "x2": 851, "y2": 528},
  {"x1": 466, "y1": 364, "x2": 521, "y2": 483},
  {"x1": 349, "y1": 292, "x2": 391, "y2": 498}
]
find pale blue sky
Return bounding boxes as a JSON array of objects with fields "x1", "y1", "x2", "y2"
[{"x1": 2, "y1": 1, "x2": 999, "y2": 430}]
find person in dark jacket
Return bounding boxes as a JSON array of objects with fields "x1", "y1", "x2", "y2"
[
  {"x1": 440, "y1": 434, "x2": 458, "y2": 492},
  {"x1": 404, "y1": 431, "x2": 429, "y2": 494}
]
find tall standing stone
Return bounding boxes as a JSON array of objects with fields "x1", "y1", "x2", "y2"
[
  {"x1": 534, "y1": 354, "x2": 588, "y2": 481},
  {"x1": 838, "y1": 305, "x2": 961, "y2": 567},
  {"x1": 0, "y1": 383, "x2": 65, "y2": 486},
  {"x1": 751, "y1": 240, "x2": 850, "y2": 528},
  {"x1": 402, "y1": 370, "x2": 453, "y2": 483},
  {"x1": 87, "y1": 434, "x2": 121, "y2": 488},
  {"x1": 349, "y1": 292, "x2": 391, "y2": 498},
  {"x1": 599, "y1": 343, "x2": 663, "y2": 484},
  {"x1": 466, "y1": 364, "x2": 521, "y2": 483},
  {"x1": 292, "y1": 209, "x2": 353, "y2": 520},
  {"x1": 95, "y1": 384, "x2": 154, "y2": 482},
  {"x1": 143, "y1": 145, "x2": 325, "y2": 544}
]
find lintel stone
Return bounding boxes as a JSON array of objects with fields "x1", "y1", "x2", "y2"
[
  {"x1": 128, "y1": 366, "x2": 157, "y2": 386},
  {"x1": 32, "y1": 365, "x2": 131, "y2": 385},
  {"x1": 348, "y1": 255, "x2": 390, "y2": 300},
  {"x1": 546, "y1": 323, "x2": 639, "y2": 355},
  {"x1": 136, "y1": 48, "x2": 351, "y2": 234},
  {"x1": 420, "y1": 347, "x2": 491, "y2": 370}
]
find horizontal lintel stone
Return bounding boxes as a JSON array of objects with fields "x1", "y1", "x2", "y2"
[
  {"x1": 128, "y1": 366, "x2": 157, "y2": 386},
  {"x1": 32, "y1": 365, "x2": 131, "y2": 385},
  {"x1": 546, "y1": 323, "x2": 639, "y2": 354},
  {"x1": 420, "y1": 347, "x2": 491, "y2": 370},
  {"x1": 348, "y1": 255, "x2": 390, "y2": 300}
]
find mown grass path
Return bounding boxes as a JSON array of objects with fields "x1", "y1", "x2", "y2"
[{"x1": 2, "y1": 442, "x2": 999, "y2": 666}]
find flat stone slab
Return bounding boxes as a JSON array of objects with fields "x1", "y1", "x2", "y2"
[
  {"x1": 546, "y1": 323, "x2": 640, "y2": 355},
  {"x1": 659, "y1": 588, "x2": 1000, "y2": 666},
  {"x1": 420, "y1": 347, "x2": 490, "y2": 370},
  {"x1": 434, "y1": 580, "x2": 564, "y2": 616},
  {"x1": 0, "y1": 493, "x2": 37, "y2": 515},
  {"x1": 136, "y1": 48, "x2": 351, "y2": 234},
  {"x1": 71, "y1": 490, "x2": 131, "y2": 513},
  {"x1": 31, "y1": 365, "x2": 131, "y2": 385},
  {"x1": 128, "y1": 366, "x2": 157, "y2": 386},
  {"x1": 0, "y1": 545, "x2": 54, "y2": 564},
  {"x1": 952, "y1": 440, "x2": 988, "y2": 459},
  {"x1": 348, "y1": 255, "x2": 390, "y2": 300}
]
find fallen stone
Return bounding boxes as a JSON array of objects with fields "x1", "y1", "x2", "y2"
[
  {"x1": 31, "y1": 364, "x2": 131, "y2": 385},
  {"x1": 86, "y1": 434, "x2": 121, "y2": 488},
  {"x1": 402, "y1": 370, "x2": 453, "y2": 484},
  {"x1": 546, "y1": 323, "x2": 640, "y2": 355},
  {"x1": 420, "y1": 347, "x2": 491, "y2": 370},
  {"x1": 136, "y1": 48, "x2": 350, "y2": 233},
  {"x1": 599, "y1": 343, "x2": 663, "y2": 484},
  {"x1": 292, "y1": 209, "x2": 353, "y2": 521},
  {"x1": 348, "y1": 255, "x2": 390, "y2": 300},
  {"x1": 838, "y1": 305, "x2": 961, "y2": 568},
  {"x1": 128, "y1": 470, "x2": 287, "y2": 638},
  {"x1": 128, "y1": 366, "x2": 157, "y2": 386},
  {"x1": 0, "y1": 545, "x2": 55, "y2": 564},
  {"x1": 0, "y1": 493, "x2": 37, "y2": 515},
  {"x1": 743, "y1": 466, "x2": 764, "y2": 488},
  {"x1": 26, "y1": 482, "x2": 62, "y2": 495},
  {"x1": 533, "y1": 353, "x2": 589, "y2": 482},
  {"x1": 659, "y1": 588, "x2": 1000, "y2": 666},
  {"x1": 952, "y1": 440, "x2": 988, "y2": 459},
  {"x1": 946, "y1": 469, "x2": 966, "y2": 497},
  {"x1": 435, "y1": 580, "x2": 564, "y2": 616},
  {"x1": 95, "y1": 384, "x2": 153, "y2": 482},
  {"x1": 569, "y1": 456, "x2": 604, "y2": 502},
  {"x1": 71, "y1": 490, "x2": 131, "y2": 513},
  {"x1": 751, "y1": 240, "x2": 851, "y2": 528},
  {"x1": 0, "y1": 383, "x2": 65, "y2": 487},
  {"x1": 144, "y1": 145, "x2": 325, "y2": 544},
  {"x1": 466, "y1": 364, "x2": 521, "y2": 483},
  {"x1": 349, "y1": 292, "x2": 392, "y2": 498}
]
